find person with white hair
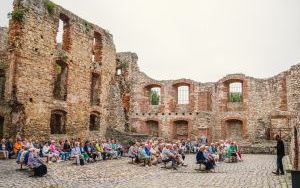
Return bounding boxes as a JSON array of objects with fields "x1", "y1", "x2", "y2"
[
  {"x1": 161, "y1": 144, "x2": 177, "y2": 170},
  {"x1": 28, "y1": 148, "x2": 47, "y2": 177}
]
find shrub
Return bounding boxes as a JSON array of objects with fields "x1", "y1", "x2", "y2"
[
  {"x1": 229, "y1": 92, "x2": 243, "y2": 102},
  {"x1": 44, "y1": 0, "x2": 56, "y2": 15},
  {"x1": 8, "y1": 9, "x2": 25, "y2": 22},
  {"x1": 150, "y1": 91, "x2": 160, "y2": 105}
]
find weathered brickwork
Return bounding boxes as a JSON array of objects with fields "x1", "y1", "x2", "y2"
[
  {"x1": 0, "y1": 0, "x2": 125, "y2": 141},
  {"x1": 0, "y1": 0, "x2": 299, "y2": 162},
  {"x1": 116, "y1": 52, "x2": 300, "y2": 146}
]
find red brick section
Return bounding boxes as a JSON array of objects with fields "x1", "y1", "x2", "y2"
[
  {"x1": 199, "y1": 91, "x2": 212, "y2": 111},
  {"x1": 280, "y1": 74, "x2": 288, "y2": 111}
]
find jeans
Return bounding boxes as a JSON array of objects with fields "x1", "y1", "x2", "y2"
[
  {"x1": 60, "y1": 152, "x2": 71, "y2": 160},
  {"x1": 276, "y1": 155, "x2": 284, "y2": 174}
]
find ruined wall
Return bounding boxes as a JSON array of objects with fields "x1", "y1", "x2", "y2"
[
  {"x1": 117, "y1": 51, "x2": 300, "y2": 144},
  {"x1": 287, "y1": 64, "x2": 300, "y2": 169},
  {"x1": 2, "y1": 0, "x2": 119, "y2": 140},
  {"x1": 0, "y1": 27, "x2": 8, "y2": 53}
]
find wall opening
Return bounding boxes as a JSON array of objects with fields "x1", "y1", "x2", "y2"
[
  {"x1": 53, "y1": 60, "x2": 68, "y2": 101},
  {"x1": 56, "y1": 14, "x2": 71, "y2": 51},
  {"x1": 116, "y1": 68, "x2": 122, "y2": 75},
  {"x1": 91, "y1": 73, "x2": 100, "y2": 106},
  {"x1": 150, "y1": 87, "x2": 161, "y2": 105},
  {"x1": 177, "y1": 85, "x2": 189, "y2": 104},
  {"x1": 89, "y1": 113, "x2": 100, "y2": 131},
  {"x1": 229, "y1": 82, "x2": 242, "y2": 102},
  {"x1": 225, "y1": 119, "x2": 243, "y2": 140},
  {"x1": 93, "y1": 32, "x2": 102, "y2": 64},
  {"x1": 146, "y1": 120, "x2": 159, "y2": 137},
  {"x1": 0, "y1": 69, "x2": 5, "y2": 102},
  {"x1": 174, "y1": 120, "x2": 188, "y2": 139},
  {"x1": 50, "y1": 110, "x2": 67, "y2": 134}
]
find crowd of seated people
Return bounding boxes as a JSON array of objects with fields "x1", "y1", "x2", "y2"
[
  {"x1": 128, "y1": 139, "x2": 188, "y2": 170},
  {"x1": 127, "y1": 138, "x2": 242, "y2": 172},
  {"x1": 0, "y1": 136, "x2": 243, "y2": 176},
  {"x1": 195, "y1": 140, "x2": 243, "y2": 172},
  {"x1": 0, "y1": 136, "x2": 125, "y2": 177}
]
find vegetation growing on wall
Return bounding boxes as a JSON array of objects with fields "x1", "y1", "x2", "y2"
[
  {"x1": 44, "y1": 0, "x2": 56, "y2": 15},
  {"x1": 150, "y1": 91, "x2": 160, "y2": 105},
  {"x1": 229, "y1": 92, "x2": 243, "y2": 102},
  {"x1": 8, "y1": 9, "x2": 25, "y2": 22}
]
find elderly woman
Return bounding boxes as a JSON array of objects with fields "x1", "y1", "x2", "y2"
[
  {"x1": 28, "y1": 148, "x2": 47, "y2": 177},
  {"x1": 196, "y1": 145, "x2": 214, "y2": 172}
]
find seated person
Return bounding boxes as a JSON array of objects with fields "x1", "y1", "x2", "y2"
[
  {"x1": 171, "y1": 144, "x2": 186, "y2": 166},
  {"x1": 62, "y1": 140, "x2": 72, "y2": 161},
  {"x1": 196, "y1": 145, "x2": 214, "y2": 171},
  {"x1": 128, "y1": 142, "x2": 139, "y2": 163},
  {"x1": 27, "y1": 148, "x2": 47, "y2": 177},
  {"x1": 161, "y1": 144, "x2": 177, "y2": 170},
  {"x1": 103, "y1": 140, "x2": 117, "y2": 159},
  {"x1": 233, "y1": 142, "x2": 242, "y2": 161},
  {"x1": 0, "y1": 138, "x2": 9, "y2": 159},
  {"x1": 42, "y1": 142, "x2": 53, "y2": 163},
  {"x1": 49, "y1": 140, "x2": 60, "y2": 162},
  {"x1": 83, "y1": 141, "x2": 97, "y2": 162},
  {"x1": 95, "y1": 140, "x2": 106, "y2": 160},
  {"x1": 16, "y1": 146, "x2": 30, "y2": 169},
  {"x1": 13, "y1": 139, "x2": 22, "y2": 156},
  {"x1": 204, "y1": 146, "x2": 216, "y2": 166},
  {"x1": 71, "y1": 142, "x2": 82, "y2": 165},
  {"x1": 208, "y1": 143, "x2": 219, "y2": 162},
  {"x1": 6, "y1": 138, "x2": 14, "y2": 158},
  {"x1": 138, "y1": 144, "x2": 151, "y2": 166},
  {"x1": 116, "y1": 140, "x2": 124, "y2": 157},
  {"x1": 227, "y1": 142, "x2": 237, "y2": 162}
]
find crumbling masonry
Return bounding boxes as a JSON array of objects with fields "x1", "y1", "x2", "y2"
[{"x1": 0, "y1": 0, "x2": 299, "y2": 165}]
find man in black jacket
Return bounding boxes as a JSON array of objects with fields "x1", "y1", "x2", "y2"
[{"x1": 272, "y1": 135, "x2": 285, "y2": 175}]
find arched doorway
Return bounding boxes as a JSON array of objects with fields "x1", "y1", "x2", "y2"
[{"x1": 174, "y1": 120, "x2": 189, "y2": 139}]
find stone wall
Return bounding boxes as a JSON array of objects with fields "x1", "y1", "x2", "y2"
[
  {"x1": 1, "y1": 0, "x2": 299, "y2": 147},
  {"x1": 0, "y1": 27, "x2": 8, "y2": 53},
  {"x1": 0, "y1": 0, "x2": 124, "y2": 141},
  {"x1": 117, "y1": 51, "x2": 300, "y2": 145}
]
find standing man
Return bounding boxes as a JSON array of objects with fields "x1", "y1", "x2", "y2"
[{"x1": 272, "y1": 135, "x2": 285, "y2": 175}]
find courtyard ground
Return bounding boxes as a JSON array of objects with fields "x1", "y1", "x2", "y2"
[{"x1": 0, "y1": 154, "x2": 292, "y2": 188}]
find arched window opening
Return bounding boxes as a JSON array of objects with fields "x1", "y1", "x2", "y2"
[
  {"x1": 150, "y1": 87, "x2": 161, "y2": 105},
  {"x1": 56, "y1": 14, "x2": 70, "y2": 51},
  {"x1": 50, "y1": 110, "x2": 67, "y2": 134},
  {"x1": 229, "y1": 82, "x2": 242, "y2": 102},
  {"x1": 53, "y1": 60, "x2": 68, "y2": 101},
  {"x1": 91, "y1": 73, "x2": 100, "y2": 106},
  {"x1": 178, "y1": 86, "x2": 189, "y2": 104},
  {"x1": 90, "y1": 113, "x2": 100, "y2": 131}
]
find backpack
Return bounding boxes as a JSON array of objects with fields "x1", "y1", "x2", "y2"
[{"x1": 80, "y1": 158, "x2": 84, "y2": 166}]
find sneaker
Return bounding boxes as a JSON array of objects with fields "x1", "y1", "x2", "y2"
[{"x1": 280, "y1": 172, "x2": 285, "y2": 175}]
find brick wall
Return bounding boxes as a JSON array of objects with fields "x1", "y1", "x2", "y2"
[
  {"x1": 117, "y1": 51, "x2": 300, "y2": 145},
  {"x1": 0, "y1": 0, "x2": 122, "y2": 140}
]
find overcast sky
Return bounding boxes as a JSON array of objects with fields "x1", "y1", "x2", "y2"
[{"x1": 1, "y1": 0, "x2": 300, "y2": 82}]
